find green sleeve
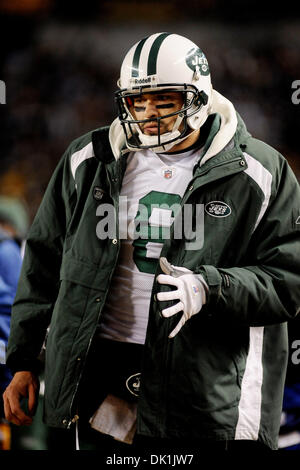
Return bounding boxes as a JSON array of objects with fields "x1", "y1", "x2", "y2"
[{"x1": 6, "y1": 149, "x2": 76, "y2": 373}]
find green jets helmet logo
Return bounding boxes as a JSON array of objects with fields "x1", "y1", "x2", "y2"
[{"x1": 186, "y1": 48, "x2": 210, "y2": 76}]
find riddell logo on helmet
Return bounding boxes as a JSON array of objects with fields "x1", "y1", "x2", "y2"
[
  {"x1": 134, "y1": 77, "x2": 151, "y2": 84},
  {"x1": 129, "y1": 75, "x2": 158, "y2": 87}
]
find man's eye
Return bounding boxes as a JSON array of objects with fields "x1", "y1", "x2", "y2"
[
  {"x1": 133, "y1": 98, "x2": 145, "y2": 105},
  {"x1": 134, "y1": 106, "x2": 145, "y2": 112}
]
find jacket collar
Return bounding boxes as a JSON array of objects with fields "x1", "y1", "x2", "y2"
[{"x1": 91, "y1": 126, "x2": 115, "y2": 164}]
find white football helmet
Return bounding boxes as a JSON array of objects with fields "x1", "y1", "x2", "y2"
[{"x1": 115, "y1": 32, "x2": 213, "y2": 152}]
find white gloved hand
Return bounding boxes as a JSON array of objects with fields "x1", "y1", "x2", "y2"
[{"x1": 156, "y1": 257, "x2": 208, "y2": 338}]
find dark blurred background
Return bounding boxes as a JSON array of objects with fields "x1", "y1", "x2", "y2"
[{"x1": 0, "y1": 0, "x2": 300, "y2": 220}]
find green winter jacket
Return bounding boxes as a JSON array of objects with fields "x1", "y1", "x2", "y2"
[{"x1": 7, "y1": 90, "x2": 300, "y2": 449}]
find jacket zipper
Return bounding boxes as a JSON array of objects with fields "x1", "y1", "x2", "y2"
[
  {"x1": 67, "y1": 235, "x2": 121, "y2": 428},
  {"x1": 67, "y1": 168, "x2": 123, "y2": 428},
  {"x1": 67, "y1": 250, "x2": 121, "y2": 428},
  {"x1": 66, "y1": 332, "x2": 95, "y2": 428}
]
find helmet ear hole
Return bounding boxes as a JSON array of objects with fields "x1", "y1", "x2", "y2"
[
  {"x1": 197, "y1": 91, "x2": 208, "y2": 106},
  {"x1": 199, "y1": 90, "x2": 208, "y2": 106}
]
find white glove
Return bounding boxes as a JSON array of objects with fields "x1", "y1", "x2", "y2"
[{"x1": 156, "y1": 257, "x2": 208, "y2": 338}]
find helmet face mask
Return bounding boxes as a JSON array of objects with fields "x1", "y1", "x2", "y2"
[
  {"x1": 115, "y1": 84, "x2": 207, "y2": 151},
  {"x1": 116, "y1": 33, "x2": 212, "y2": 152}
]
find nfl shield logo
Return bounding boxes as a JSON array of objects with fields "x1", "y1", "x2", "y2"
[{"x1": 163, "y1": 169, "x2": 173, "y2": 179}]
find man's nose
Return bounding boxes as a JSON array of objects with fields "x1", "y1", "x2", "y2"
[{"x1": 144, "y1": 100, "x2": 158, "y2": 118}]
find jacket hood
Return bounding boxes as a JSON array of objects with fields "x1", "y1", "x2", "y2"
[{"x1": 108, "y1": 89, "x2": 238, "y2": 163}]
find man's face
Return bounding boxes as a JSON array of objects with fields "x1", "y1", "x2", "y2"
[{"x1": 129, "y1": 91, "x2": 184, "y2": 135}]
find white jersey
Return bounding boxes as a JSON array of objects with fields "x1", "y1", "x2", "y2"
[{"x1": 98, "y1": 146, "x2": 202, "y2": 344}]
